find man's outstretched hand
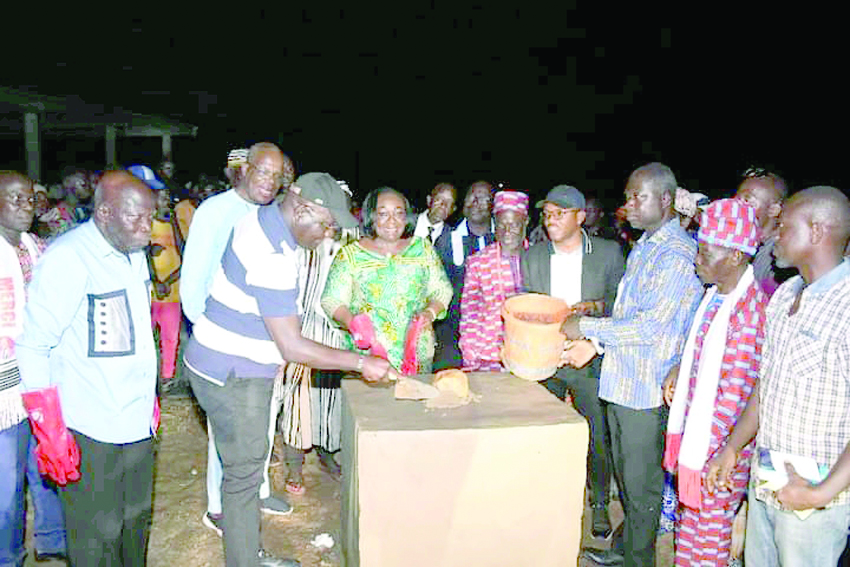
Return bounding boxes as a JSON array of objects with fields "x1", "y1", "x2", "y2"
[{"x1": 360, "y1": 356, "x2": 399, "y2": 385}]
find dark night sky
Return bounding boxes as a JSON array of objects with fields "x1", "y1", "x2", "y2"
[{"x1": 4, "y1": 4, "x2": 847, "y2": 207}]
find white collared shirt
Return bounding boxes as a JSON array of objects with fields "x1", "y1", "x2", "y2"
[
  {"x1": 550, "y1": 244, "x2": 583, "y2": 306},
  {"x1": 414, "y1": 212, "x2": 445, "y2": 244}
]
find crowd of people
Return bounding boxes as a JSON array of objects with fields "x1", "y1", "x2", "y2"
[{"x1": 2, "y1": 145, "x2": 850, "y2": 567}]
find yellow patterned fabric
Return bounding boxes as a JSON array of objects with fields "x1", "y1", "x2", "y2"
[
  {"x1": 321, "y1": 236, "x2": 452, "y2": 371},
  {"x1": 150, "y1": 218, "x2": 181, "y2": 302}
]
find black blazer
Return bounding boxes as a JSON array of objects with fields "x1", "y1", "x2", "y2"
[{"x1": 520, "y1": 233, "x2": 625, "y2": 381}]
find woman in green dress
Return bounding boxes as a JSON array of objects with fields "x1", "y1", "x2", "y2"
[{"x1": 321, "y1": 187, "x2": 452, "y2": 373}]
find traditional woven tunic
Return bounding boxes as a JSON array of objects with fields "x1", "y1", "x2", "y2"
[
  {"x1": 669, "y1": 279, "x2": 767, "y2": 566},
  {"x1": 458, "y1": 242, "x2": 523, "y2": 371},
  {"x1": 278, "y1": 238, "x2": 350, "y2": 451}
]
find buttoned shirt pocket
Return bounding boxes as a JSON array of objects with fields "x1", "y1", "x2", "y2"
[
  {"x1": 791, "y1": 326, "x2": 823, "y2": 379},
  {"x1": 88, "y1": 290, "x2": 135, "y2": 357}
]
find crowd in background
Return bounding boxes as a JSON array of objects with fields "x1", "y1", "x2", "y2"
[{"x1": 2, "y1": 146, "x2": 850, "y2": 567}]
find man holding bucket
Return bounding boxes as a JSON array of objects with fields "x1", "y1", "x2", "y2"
[
  {"x1": 561, "y1": 163, "x2": 702, "y2": 567},
  {"x1": 521, "y1": 184, "x2": 625, "y2": 540}
]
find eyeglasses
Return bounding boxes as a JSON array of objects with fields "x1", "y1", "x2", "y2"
[
  {"x1": 4, "y1": 193, "x2": 35, "y2": 208},
  {"x1": 375, "y1": 210, "x2": 407, "y2": 223},
  {"x1": 542, "y1": 208, "x2": 579, "y2": 221},
  {"x1": 249, "y1": 163, "x2": 287, "y2": 185}
]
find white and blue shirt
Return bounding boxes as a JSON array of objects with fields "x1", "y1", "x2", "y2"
[
  {"x1": 184, "y1": 204, "x2": 300, "y2": 384},
  {"x1": 16, "y1": 220, "x2": 157, "y2": 444}
]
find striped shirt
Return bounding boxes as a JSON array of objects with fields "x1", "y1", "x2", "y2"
[
  {"x1": 758, "y1": 259, "x2": 850, "y2": 508},
  {"x1": 184, "y1": 204, "x2": 300, "y2": 384},
  {"x1": 581, "y1": 218, "x2": 702, "y2": 409}
]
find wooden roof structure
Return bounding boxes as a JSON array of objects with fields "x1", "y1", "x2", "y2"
[{"x1": 0, "y1": 86, "x2": 197, "y2": 180}]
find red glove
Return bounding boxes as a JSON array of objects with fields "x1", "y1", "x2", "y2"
[
  {"x1": 349, "y1": 313, "x2": 389, "y2": 360},
  {"x1": 400, "y1": 314, "x2": 428, "y2": 375},
  {"x1": 21, "y1": 386, "x2": 80, "y2": 486},
  {"x1": 349, "y1": 313, "x2": 377, "y2": 349},
  {"x1": 152, "y1": 396, "x2": 161, "y2": 436}
]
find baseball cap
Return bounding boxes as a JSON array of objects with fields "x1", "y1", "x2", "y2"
[
  {"x1": 127, "y1": 165, "x2": 165, "y2": 190},
  {"x1": 535, "y1": 185, "x2": 586, "y2": 210},
  {"x1": 291, "y1": 172, "x2": 358, "y2": 228}
]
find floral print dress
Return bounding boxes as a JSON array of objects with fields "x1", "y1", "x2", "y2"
[{"x1": 321, "y1": 236, "x2": 452, "y2": 373}]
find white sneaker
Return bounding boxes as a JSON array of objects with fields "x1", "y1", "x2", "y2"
[
  {"x1": 260, "y1": 495, "x2": 293, "y2": 516},
  {"x1": 258, "y1": 548, "x2": 300, "y2": 566}
]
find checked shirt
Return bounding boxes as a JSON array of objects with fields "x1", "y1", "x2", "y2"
[{"x1": 758, "y1": 258, "x2": 850, "y2": 508}]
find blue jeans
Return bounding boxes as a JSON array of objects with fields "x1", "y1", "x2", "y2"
[
  {"x1": 26, "y1": 431, "x2": 66, "y2": 556},
  {"x1": 746, "y1": 491, "x2": 850, "y2": 566},
  {"x1": 0, "y1": 421, "x2": 27, "y2": 567},
  {"x1": 0, "y1": 421, "x2": 66, "y2": 567}
]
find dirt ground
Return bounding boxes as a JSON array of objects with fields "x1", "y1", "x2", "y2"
[{"x1": 26, "y1": 394, "x2": 674, "y2": 566}]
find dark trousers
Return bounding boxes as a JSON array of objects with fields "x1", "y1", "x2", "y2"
[
  {"x1": 607, "y1": 404, "x2": 665, "y2": 567},
  {"x1": 542, "y1": 370, "x2": 612, "y2": 508},
  {"x1": 189, "y1": 369, "x2": 273, "y2": 567},
  {"x1": 60, "y1": 431, "x2": 154, "y2": 567},
  {"x1": 432, "y1": 313, "x2": 462, "y2": 371}
]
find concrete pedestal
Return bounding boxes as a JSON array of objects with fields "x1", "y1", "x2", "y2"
[{"x1": 341, "y1": 372, "x2": 588, "y2": 567}]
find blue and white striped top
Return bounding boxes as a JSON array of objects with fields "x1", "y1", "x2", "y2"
[{"x1": 184, "y1": 203, "x2": 300, "y2": 384}]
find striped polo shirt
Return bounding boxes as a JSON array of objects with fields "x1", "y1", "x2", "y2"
[{"x1": 184, "y1": 203, "x2": 300, "y2": 384}]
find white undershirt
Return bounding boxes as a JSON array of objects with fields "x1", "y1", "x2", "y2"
[{"x1": 550, "y1": 244, "x2": 583, "y2": 306}]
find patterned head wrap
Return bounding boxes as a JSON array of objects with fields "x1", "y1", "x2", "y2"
[
  {"x1": 227, "y1": 148, "x2": 249, "y2": 168},
  {"x1": 698, "y1": 198, "x2": 761, "y2": 255},
  {"x1": 493, "y1": 191, "x2": 529, "y2": 216}
]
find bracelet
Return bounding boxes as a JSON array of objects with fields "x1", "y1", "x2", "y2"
[{"x1": 356, "y1": 355, "x2": 365, "y2": 372}]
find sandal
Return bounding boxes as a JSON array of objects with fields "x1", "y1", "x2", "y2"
[{"x1": 285, "y1": 475, "x2": 305, "y2": 495}]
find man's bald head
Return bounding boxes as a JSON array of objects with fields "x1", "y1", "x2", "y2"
[
  {"x1": 786, "y1": 186, "x2": 850, "y2": 252},
  {"x1": 94, "y1": 171, "x2": 155, "y2": 254},
  {"x1": 247, "y1": 142, "x2": 285, "y2": 165},
  {"x1": 239, "y1": 142, "x2": 288, "y2": 204},
  {"x1": 95, "y1": 171, "x2": 149, "y2": 208}
]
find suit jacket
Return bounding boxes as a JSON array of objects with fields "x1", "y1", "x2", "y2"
[
  {"x1": 434, "y1": 218, "x2": 496, "y2": 316},
  {"x1": 521, "y1": 233, "x2": 625, "y2": 382}
]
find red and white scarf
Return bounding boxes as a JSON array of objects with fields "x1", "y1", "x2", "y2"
[{"x1": 664, "y1": 265, "x2": 754, "y2": 509}]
